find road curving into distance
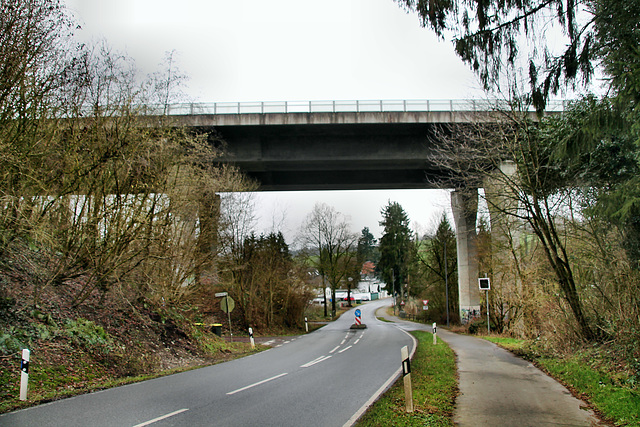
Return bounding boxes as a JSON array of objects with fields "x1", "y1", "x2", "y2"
[{"x1": 1, "y1": 298, "x2": 414, "y2": 427}]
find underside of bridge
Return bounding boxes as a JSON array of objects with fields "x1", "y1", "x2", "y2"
[
  {"x1": 205, "y1": 121, "x2": 453, "y2": 191},
  {"x1": 193, "y1": 117, "x2": 481, "y2": 321}
]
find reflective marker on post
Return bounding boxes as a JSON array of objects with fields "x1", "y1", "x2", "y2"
[
  {"x1": 305, "y1": 317, "x2": 308, "y2": 333},
  {"x1": 433, "y1": 322, "x2": 437, "y2": 345},
  {"x1": 401, "y1": 345, "x2": 414, "y2": 413},
  {"x1": 249, "y1": 327, "x2": 255, "y2": 349},
  {"x1": 20, "y1": 349, "x2": 29, "y2": 401}
]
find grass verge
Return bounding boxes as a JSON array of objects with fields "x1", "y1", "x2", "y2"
[
  {"x1": 356, "y1": 331, "x2": 457, "y2": 426},
  {"x1": 0, "y1": 339, "x2": 263, "y2": 414},
  {"x1": 482, "y1": 336, "x2": 640, "y2": 426}
]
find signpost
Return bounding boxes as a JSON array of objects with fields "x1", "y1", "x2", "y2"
[
  {"x1": 350, "y1": 308, "x2": 366, "y2": 329},
  {"x1": 479, "y1": 278, "x2": 491, "y2": 334},
  {"x1": 217, "y1": 292, "x2": 235, "y2": 341}
]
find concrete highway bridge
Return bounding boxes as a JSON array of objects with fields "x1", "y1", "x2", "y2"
[{"x1": 159, "y1": 99, "x2": 566, "y2": 319}]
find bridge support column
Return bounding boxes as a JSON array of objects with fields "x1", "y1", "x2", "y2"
[
  {"x1": 451, "y1": 189, "x2": 481, "y2": 323},
  {"x1": 196, "y1": 191, "x2": 221, "y2": 282},
  {"x1": 483, "y1": 161, "x2": 525, "y2": 332},
  {"x1": 484, "y1": 160, "x2": 520, "y2": 259}
]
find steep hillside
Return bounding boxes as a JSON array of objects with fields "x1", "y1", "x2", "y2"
[{"x1": 0, "y1": 240, "x2": 257, "y2": 414}]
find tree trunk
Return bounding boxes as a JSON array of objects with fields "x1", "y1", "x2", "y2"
[{"x1": 530, "y1": 214, "x2": 597, "y2": 341}]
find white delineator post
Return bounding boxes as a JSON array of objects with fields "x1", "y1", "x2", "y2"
[
  {"x1": 248, "y1": 327, "x2": 255, "y2": 349},
  {"x1": 305, "y1": 317, "x2": 308, "y2": 333},
  {"x1": 401, "y1": 345, "x2": 414, "y2": 413},
  {"x1": 433, "y1": 322, "x2": 437, "y2": 345},
  {"x1": 20, "y1": 348, "x2": 29, "y2": 401}
]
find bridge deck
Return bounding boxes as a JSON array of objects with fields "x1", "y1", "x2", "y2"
[{"x1": 153, "y1": 99, "x2": 565, "y2": 191}]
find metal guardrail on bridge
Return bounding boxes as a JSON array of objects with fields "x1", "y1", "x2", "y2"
[{"x1": 151, "y1": 99, "x2": 568, "y2": 116}]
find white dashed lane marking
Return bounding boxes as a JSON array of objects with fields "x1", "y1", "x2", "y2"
[{"x1": 226, "y1": 373, "x2": 289, "y2": 395}]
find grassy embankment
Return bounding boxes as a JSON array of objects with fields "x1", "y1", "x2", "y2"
[
  {"x1": 0, "y1": 326, "x2": 260, "y2": 415},
  {"x1": 483, "y1": 336, "x2": 640, "y2": 426},
  {"x1": 357, "y1": 331, "x2": 457, "y2": 426},
  {"x1": 0, "y1": 303, "x2": 351, "y2": 414}
]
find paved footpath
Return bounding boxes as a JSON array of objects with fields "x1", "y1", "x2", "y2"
[{"x1": 375, "y1": 304, "x2": 604, "y2": 426}]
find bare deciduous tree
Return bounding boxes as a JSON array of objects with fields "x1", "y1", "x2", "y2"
[
  {"x1": 428, "y1": 107, "x2": 599, "y2": 340},
  {"x1": 298, "y1": 203, "x2": 357, "y2": 316}
]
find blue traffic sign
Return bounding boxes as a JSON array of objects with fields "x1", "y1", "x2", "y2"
[{"x1": 354, "y1": 309, "x2": 361, "y2": 318}]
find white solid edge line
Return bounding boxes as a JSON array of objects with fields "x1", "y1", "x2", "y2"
[
  {"x1": 226, "y1": 372, "x2": 288, "y2": 395},
  {"x1": 342, "y1": 326, "x2": 418, "y2": 427},
  {"x1": 132, "y1": 408, "x2": 189, "y2": 427}
]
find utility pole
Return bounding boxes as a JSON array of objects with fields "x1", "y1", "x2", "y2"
[
  {"x1": 444, "y1": 242, "x2": 450, "y2": 327},
  {"x1": 391, "y1": 269, "x2": 396, "y2": 315},
  {"x1": 319, "y1": 226, "x2": 327, "y2": 318}
]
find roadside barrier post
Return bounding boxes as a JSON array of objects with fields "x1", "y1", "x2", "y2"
[
  {"x1": 20, "y1": 348, "x2": 29, "y2": 401},
  {"x1": 249, "y1": 327, "x2": 255, "y2": 349},
  {"x1": 401, "y1": 345, "x2": 414, "y2": 413},
  {"x1": 433, "y1": 322, "x2": 437, "y2": 345}
]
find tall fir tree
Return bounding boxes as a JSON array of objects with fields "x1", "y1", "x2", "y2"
[{"x1": 378, "y1": 202, "x2": 412, "y2": 298}]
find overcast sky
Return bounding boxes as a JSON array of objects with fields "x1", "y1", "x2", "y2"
[{"x1": 65, "y1": 0, "x2": 486, "y2": 241}]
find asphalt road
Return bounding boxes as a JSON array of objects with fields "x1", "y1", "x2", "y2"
[{"x1": 1, "y1": 299, "x2": 414, "y2": 427}]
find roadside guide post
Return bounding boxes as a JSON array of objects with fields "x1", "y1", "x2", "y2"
[
  {"x1": 479, "y1": 278, "x2": 491, "y2": 334},
  {"x1": 19, "y1": 348, "x2": 29, "y2": 401},
  {"x1": 433, "y1": 322, "x2": 437, "y2": 345},
  {"x1": 305, "y1": 317, "x2": 308, "y2": 333},
  {"x1": 248, "y1": 327, "x2": 255, "y2": 349},
  {"x1": 401, "y1": 345, "x2": 414, "y2": 413}
]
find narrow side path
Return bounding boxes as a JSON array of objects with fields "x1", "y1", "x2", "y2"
[{"x1": 375, "y1": 303, "x2": 603, "y2": 426}]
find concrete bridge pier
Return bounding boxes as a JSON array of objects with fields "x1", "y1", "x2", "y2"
[{"x1": 451, "y1": 189, "x2": 481, "y2": 322}]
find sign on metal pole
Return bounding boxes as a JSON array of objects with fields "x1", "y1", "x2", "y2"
[
  {"x1": 479, "y1": 278, "x2": 491, "y2": 334},
  {"x1": 217, "y1": 292, "x2": 234, "y2": 342},
  {"x1": 220, "y1": 296, "x2": 235, "y2": 313}
]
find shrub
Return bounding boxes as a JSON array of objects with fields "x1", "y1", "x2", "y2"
[{"x1": 63, "y1": 318, "x2": 113, "y2": 350}]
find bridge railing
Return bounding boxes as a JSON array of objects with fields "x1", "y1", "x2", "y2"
[{"x1": 149, "y1": 99, "x2": 568, "y2": 116}]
